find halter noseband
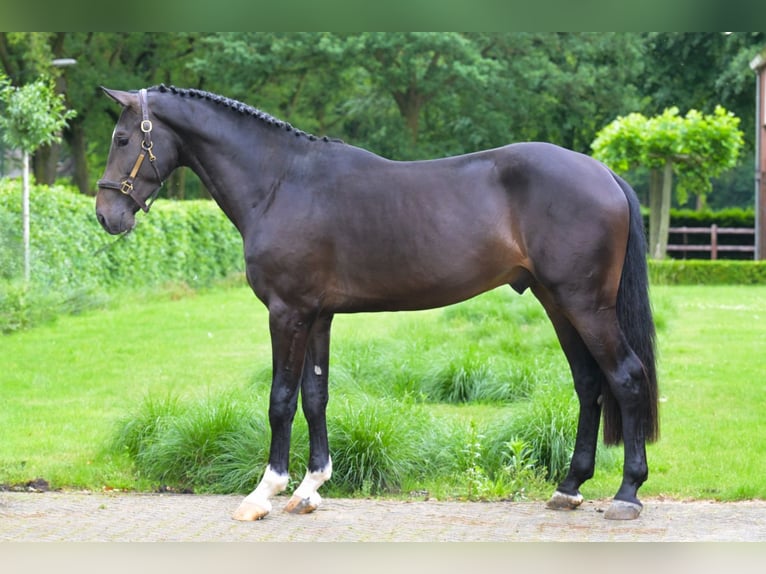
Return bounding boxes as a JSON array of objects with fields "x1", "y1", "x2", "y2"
[{"x1": 97, "y1": 88, "x2": 163, "y2": 213}]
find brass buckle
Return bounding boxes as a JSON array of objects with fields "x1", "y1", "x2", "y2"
[{"x1": 120, "y1": 180, "x2": 134, "y2": 195}]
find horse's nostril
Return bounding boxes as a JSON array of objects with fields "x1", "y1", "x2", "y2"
[{"x1": 97, "y1": 212, "x2": 107, "y2": 229}]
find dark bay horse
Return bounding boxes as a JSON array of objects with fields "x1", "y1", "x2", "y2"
[{"x1": 96, "y1": 85, "x2": 658, "y2": 521}]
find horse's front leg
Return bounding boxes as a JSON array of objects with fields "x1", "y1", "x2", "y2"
[
  {"x1": 285, "y1": 313, "x2": 334, "y2": 514},
  {"x1": 233, "y1": 304, "x2": 313, "y2": 521}
]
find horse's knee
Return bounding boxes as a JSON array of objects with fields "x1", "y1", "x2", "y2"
[
  {"x1": 269, "y1": 387, "x2": 300, "y2": 426},
  {"x1": 301, "y1": 386, "x2": 328, "y2": 418}
]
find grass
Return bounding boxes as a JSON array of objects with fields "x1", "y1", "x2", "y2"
[
  {"x1": 0, "y1": 283, "x2": 266, "y2": 490},
  {"x1": 1, "y1": 282, "x2": 765, "y2": 502},
  {"x1": 631, "y1": 285, "x2": 766, "y2": 500}
]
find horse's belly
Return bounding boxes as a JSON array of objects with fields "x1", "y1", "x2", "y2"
[{"x1": 329, "y1": 263, "x2": 526, "y2": 313}]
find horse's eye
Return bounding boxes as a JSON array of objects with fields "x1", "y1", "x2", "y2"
[{"x1": 115, "y1": 136, "x2": 130, "y2": 147}]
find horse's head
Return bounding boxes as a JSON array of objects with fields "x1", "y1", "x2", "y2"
[{"x1": 96, "y1": 87, "x2": 175, "y2": 234}]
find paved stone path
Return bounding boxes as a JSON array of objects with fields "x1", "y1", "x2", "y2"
[{"x1": 2, "y1": 491, "x2": 765, "y2": 541}]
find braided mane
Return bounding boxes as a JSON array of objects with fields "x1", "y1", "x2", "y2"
[{"x1": 153, "y1": 84, "x2": 339, "y2": 143}]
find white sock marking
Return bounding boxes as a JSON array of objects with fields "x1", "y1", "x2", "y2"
[
  {"x1": 242, "y1": 465, "x2": 289, "y2": 512},
  {"x1": 292, "y1": 458, "x2": 332, "y2": 503}
]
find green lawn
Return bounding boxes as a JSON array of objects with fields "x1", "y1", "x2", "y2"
[
  {"x1": 1, "y1": 283, "x2": 764, "y2": 501},
  {"x1": 0, "y1": 286, "x2": 271, "y2": 489},
  {"x1": 627, "y1": 285, "x2": 766, "y2": 500}
]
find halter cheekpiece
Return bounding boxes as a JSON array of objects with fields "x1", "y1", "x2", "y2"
[{"x1": 97, "y1": 88, "x2": 163, "y2": 212}]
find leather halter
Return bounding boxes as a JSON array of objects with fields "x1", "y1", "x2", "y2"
[{"x1": 97, "y1": 88, "x2": 163, "y2": 213}]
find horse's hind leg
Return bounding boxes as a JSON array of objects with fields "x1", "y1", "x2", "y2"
[
  {"x1": 564, "y1": 307, "x2": 649, "y2": 520},
  {"x1": 284, "y1": 314, "x2": 334, "y2": 514},
  {"x1": 533, "y1": 287, "x2": 605, "y2": 511}
]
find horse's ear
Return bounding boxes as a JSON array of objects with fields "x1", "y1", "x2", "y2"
[{"x1": 100, "y1": 87, "x2": 136, "y2": 108}]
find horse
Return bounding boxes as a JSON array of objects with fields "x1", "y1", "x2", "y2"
[{"x1": 95, "y1": 85, "x2": 659, "y2": 521}]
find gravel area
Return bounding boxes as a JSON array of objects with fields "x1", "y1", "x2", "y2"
[{"x1": 2, "y1": 491, "x2": 765, "y2": 542}]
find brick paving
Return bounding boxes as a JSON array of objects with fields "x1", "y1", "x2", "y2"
[{"x1": 2, "y1": 491, "x2": 765, "y2": 542}]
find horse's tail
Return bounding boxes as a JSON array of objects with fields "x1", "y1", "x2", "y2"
[{"x1": 602, "y1": 172, "x2": 660, "y2": 446}]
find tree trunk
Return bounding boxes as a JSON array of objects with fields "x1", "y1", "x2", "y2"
[
  {"x1": 648, "y1": 168, "x2": 662, "y2": 258},
  {"x1": 655, "y1": 161, "x2": 674, "y2": 259},
  {"x1": 167, "y1": 168, "x2": 187, "y2": 199},
  {"x1": 69, "y1": 121, "x2": 91, "y2": 195},
  {"x1": 22, "y1": 150, "x2": 30, "y2": 284},
  {"x1": 403, "y1": 105, "x2": 420, "y2": 145},
  {"x1": 32, "y1": 142, "x2": 60, "y2": 185},
  {"x1": 392, "y1": 90, "x2": 422, "y2": 146},
  {"x1": 648, "y1": 161, "x2": 673, "y2": 259}
]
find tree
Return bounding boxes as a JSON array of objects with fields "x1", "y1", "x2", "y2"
[
  {"x1": 3, "y1": 33, "x2": 758, "y2": 208},
  {"x1": 476, "y1": 32, "x2": 647, "y2": 153},
  {"x1": 342, "y1": 33, "x2": 501, "y2": 156},
  {"x1": 1, "y1": 32, "x2": 204, "y2": 196},
  {"x1": 639, "y1": 32, "x2": 766, "y2": 208},
  {"x1": 0, "y1": 73, "x2": 76, "y2": 282},
  {"x1": 592, "y1": 106, "x2": 743, "y2": 259},
  {"x1": 189, "y1": 32, "x2": 353, "y2": 136}
]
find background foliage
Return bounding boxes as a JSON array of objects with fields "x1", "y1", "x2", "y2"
[
  {"x1": 0, "y1": 180, "x2": 243, "y2": 332},
  {"x1": 1, "y1": 32, "x2": 763, "y2": 208}
]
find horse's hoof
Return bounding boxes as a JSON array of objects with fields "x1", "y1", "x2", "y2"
[
  {"x1": 604, "y1": 499, "x2": 642, "y2": 520},
  {"x1": 232, "y1": 500, "x2": 270, "y2": 521},
  {"x1": 546, "y1": 490, "x2": 584, "y2": 510},
  {"x1": 284, "y1": 494, "x2": 320, "y2": 515}
]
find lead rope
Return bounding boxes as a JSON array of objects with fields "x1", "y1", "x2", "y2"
[{"x1": 92, "y1": 224, "x2": 135, "y2": 256}]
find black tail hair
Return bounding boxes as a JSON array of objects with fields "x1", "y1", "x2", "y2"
[{"x1": 602, "y1": 172, "x2": 660, "y2": 445}]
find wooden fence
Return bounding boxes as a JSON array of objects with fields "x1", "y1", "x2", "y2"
[{"x1": 666, "y1": 225, "x2": 755, "y2": 260}]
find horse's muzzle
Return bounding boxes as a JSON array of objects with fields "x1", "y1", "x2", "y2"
[
  {"x1": 95, "y1": 202, "x2": 135, "y2": 235},
  {"x1": 95, "y1": 211, "x2": 120, "y2": 235}
]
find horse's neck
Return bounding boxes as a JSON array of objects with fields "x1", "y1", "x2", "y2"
[{"x1": 168, "y1": 105, "x2": 299, "y2": 230}]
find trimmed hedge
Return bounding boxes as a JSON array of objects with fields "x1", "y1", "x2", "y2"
[
  {"x1": 641, "y1": 207, "x2": 755, "y2": 229},
  {"x1": 0, "y1": 181, "x2": 244, "y2": 332},
  {"x1": 666, "y1": 207, "x2": 754, "y2": 228},
  {"x1": 649, "y1": 259, "x2": 766, "y2": 285}
]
